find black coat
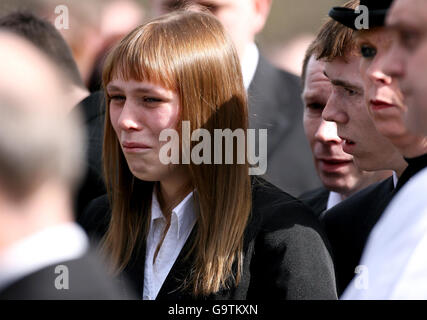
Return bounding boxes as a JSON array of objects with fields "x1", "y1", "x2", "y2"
[
  {"x1": 81, "y1": 178, "x2": 337, "y2": 300},
  {"x1": 72, "y1": 91, "x2": 106, "y2": 220},
  {"x1": 248, "y1": 55, "x2": 320, "y2": 196},
  {"x1": 321, "y1": 177, "x2": 395, "y2": 296},
  {"x1": 0, "y1": 248, "x2": 133, "y2": 300},
  {"x1": 299, "y1": 187, "x2": 330, "y2": 218}
]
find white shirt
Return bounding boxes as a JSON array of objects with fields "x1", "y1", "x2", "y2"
[
  {"x1": 318, "y1": 191, "x2": 344, "y2": 220},
  {"x1": 143, "y1": 190, "x2": 196, "y2": 300},
  {"x1": 326, "y1": 191, "x2": 344, "y2": 211},
  {"x1": 0, "y1": 223, "x2": 88, "y2": 291},
  {"x1": 392, "y1": 171, "x2": 398, "y2": 188},
  {"x1": 241, "y1": 42, "x2": 259, "y2": 90},
  {"x1": 342, "y1": 167, "x2": 427, "y2": 299}
]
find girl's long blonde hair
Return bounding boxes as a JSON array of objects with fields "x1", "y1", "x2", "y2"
[{"x1": 101, "y1": 10, "x2": 252, "y2": 297}]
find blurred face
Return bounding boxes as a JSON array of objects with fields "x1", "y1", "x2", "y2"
[
  {"x1": 384, "y1": 0, "x2": 427, "y2": 135},
  {"x1": 303, "y1": 56, "x2": 387, "y2": 196},
  {"x1": 151, "y1": 0, "x2": 269, "y2": 58},
  {"x1": 107, "y1": 79, "x2": 182, "y2": 182},
  {"x1": 322, "y1": 55, "x2": 402, "y2": 172},
  {"x1": 358, "y1": 27, "x2": 427, "y2": 157}
]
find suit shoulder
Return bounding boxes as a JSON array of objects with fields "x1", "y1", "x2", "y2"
[
  {"x1": 78, "y1": 194, "x2": 110, "y2": 241},
  {"x1": 74, "y1": 90, "x2": 105, "y2": 124},
  {"x1": 250, "y1": 177, "x2": 322, "y2": 231},
  {"x1": 323, "y1": 176, "x2": 394, "y2": 222},
  {"x1": 299, "y1": 187, "x2": 329, "y2": 215},
  {"x1": 0, "y1": 249, "x2": 130, "y2": 299}
]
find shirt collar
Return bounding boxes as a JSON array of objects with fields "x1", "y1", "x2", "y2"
[
  {"x1": 151, "y1": 189, "x2": 196, "y2": 240},
  {"x1": 241, "y1": 42, "x2": 259, "y2": 90},
  {"x1": 326, "y1": 191, "x2": 344, "y2": 210},
  {"x1": 392, "y1": 171, "x2": 398, "y2": 188}
]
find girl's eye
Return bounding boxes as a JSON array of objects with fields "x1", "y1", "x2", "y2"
[
  {"x1": 109, "y1": 95, "x2": 125, "y2": 102},
  {"x1": 360, "y1": 44, "x2": 377, "y2": 58},
  {"x1": 143, "y1": 97, "x2": 162, "y2": 103}
]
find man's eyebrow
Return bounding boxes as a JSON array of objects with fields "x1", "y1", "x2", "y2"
[
  {"x1": 330, "y1": 79, "x2": 361, "y2": 90},
  {"x1": 323, "y1": 70, "x2": 357, "y2": 88}
]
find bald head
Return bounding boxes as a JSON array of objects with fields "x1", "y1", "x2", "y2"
[
  {"x1": 0, "y1": 32, "x2": 84, "y2": 200},
  {"x1": 0, "y1": 32, "x2": 68, "y2": 112}
]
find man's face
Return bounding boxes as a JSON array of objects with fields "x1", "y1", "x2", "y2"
[
  {"x1": 150, "y1": 0, "x2": 266, "y2": 58},
  {"x1": 322, "y1": 55, "x2": 402, "y2": 172},
  {"x1": 303, "y1": 56, "x2": 387, "y2": 196},
  {"x1": 384, "y1": 0, "x2": 427, "y2": 135},
  {"x1": 357, "y1": 27, "x2": 427, "y2": 158}
]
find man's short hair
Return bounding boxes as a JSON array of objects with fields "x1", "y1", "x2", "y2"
[
  {"x1": 301, "y1": 0, "x2": 359, "y2": 88},
  {"x1": 0, "y1": 11, "x2": 85, "y2": 88}
]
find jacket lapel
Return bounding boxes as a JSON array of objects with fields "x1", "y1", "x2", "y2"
[{"x1": 156, "y1": 226, "x2": 198, "y2": 300}]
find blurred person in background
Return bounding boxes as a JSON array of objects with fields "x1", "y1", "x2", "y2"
[
  {"x1": 0, "y1": 32, "x2": 128, "y2": 299},
  {"x1": 40, "y1": 0, "x2": 145, "y2": 86},
  {"x1": 150, "y1": 0, "x2": 320, "y2": 196},
  {"x1": 299, "y1": 49, "x2": 391, "y2": 217},
  {"x1": 0, "y1": 10, "x2": 109, "y2": 220},
  {"x1": 87, "y1": 0, "x2": 147, "y2": 93},
  {"x1": 269, "y1": 33, "x2": 315, "y2": 76},
  {"x1": 0, "y1": 11, "x2": 89, "y2": 111}
]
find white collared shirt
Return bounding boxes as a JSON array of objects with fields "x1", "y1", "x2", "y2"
[
  {"x1": 0, "y1": 223, "x2": 88, "y2": 291},
  {"x1": 326, "y1": 191, "x2": 344, "y2": 211},
  {"x1": 143, "y1": 190, "x2": 196, "y2": 300},
  {"x1": 241, "y1": 42, "x2": 259, "y2": 90},
  {"x1": 318, "y1": 191, "x2": 343, "y2": 220},
  {"x1": 392, "y1": 171, "x2": 398, "y2": 188},
  {"x1": 342, "y1": 167, "x2": 427, "y2": 299}
]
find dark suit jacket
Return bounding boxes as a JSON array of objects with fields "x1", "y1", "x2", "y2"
[
  {"x1": 299, "y1": 187, "x2": 330, "y2": 218},
  {"x1": 72, "y1": 91, "x2": 106, "y2": 220},
  {"x1": 248, "y1": 55, "x2": 320, "y2": 196},
  {"x1": 0, "y1": 248, "x2": 133, "y2": 300},
  {"x1": 321, "y1": 177, "x2": 395, "y2": 296},
  {"x1": 81, "y1": 177, "x2": 337, "y2": 300}
]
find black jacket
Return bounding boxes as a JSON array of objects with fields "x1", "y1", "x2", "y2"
[
  {"x1": 321, "y1": 177, "x2": 395, "y2": 296},
  {"x1": 395, "y1": 153, "x2": 427, "y2": 192},
  {"x1": 81, "y1": 178, "x2": 337, "y2": 300},
  {"x1": 72, "y1": 91, "x2": 106, "y2": 220},
  {"x1": 248, "y1": 56, "x2": 320, "y2": 196},
  {"x1": 299, "y1": 187, "x2": 330, "y2": 218}
]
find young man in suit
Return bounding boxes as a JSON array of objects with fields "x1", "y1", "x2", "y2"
[
  {"x1": 0, "y1": 32, "x2": 128, "y2": 300},
  {"x1": 150, "y1": 0, "x2": 320, "y2": 196},
  {"x1": 299, "y1": 50, "x2": 391, "y2": 217}
]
